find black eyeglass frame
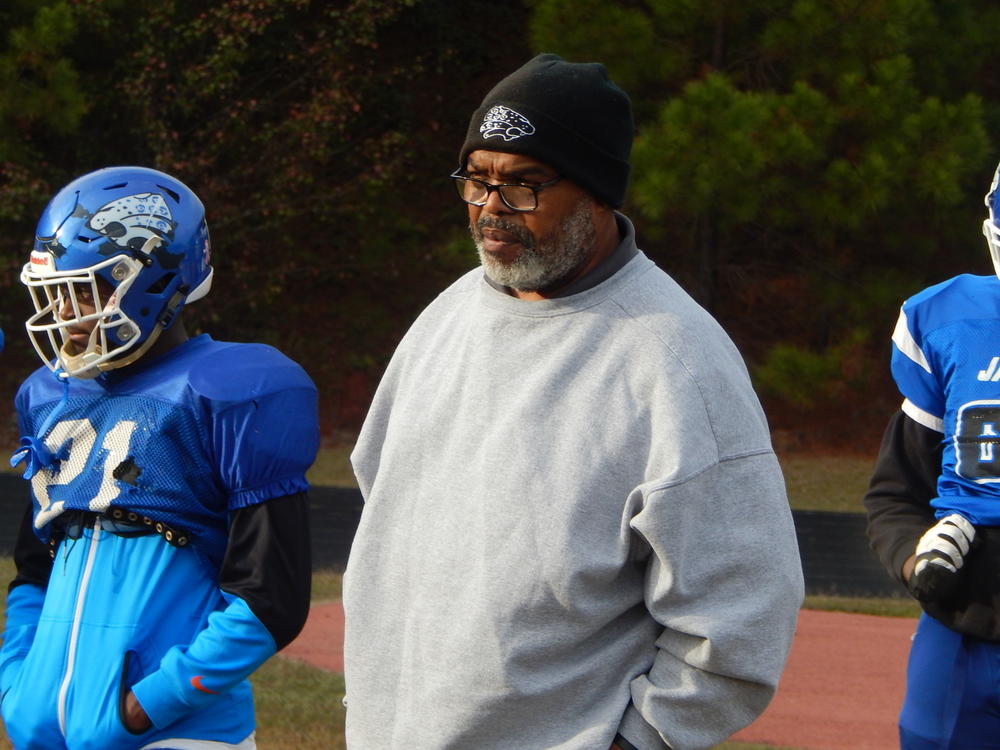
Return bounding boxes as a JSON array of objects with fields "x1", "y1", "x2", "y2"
[{"x1": 449, "y1": 169, "x2": 563, "y2": 212}]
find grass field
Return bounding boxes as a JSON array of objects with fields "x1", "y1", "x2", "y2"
[
  {"x1": 305, "y1": 435, "x2": 357, "y2": 488},
  {"x1": 778, "y1": 452, "x2": 877, "y2": 513},
  {"x1": 0, "y1": 451, "x2": 901, "y2": 748}
]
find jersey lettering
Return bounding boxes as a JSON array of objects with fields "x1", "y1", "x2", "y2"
[
  {"x1": 955, "y1": 402, "x2": 1000, "y2": 483},
  {"x1": 978, "y1": 357, "x2": 1000, "y2": 382},
  {"x1": 33, "y1": 418, "x2": 138, "y2": 528},
  {"x1": 979, "y1": 356, "x2": 999, "y2": 381},
  {"x1": 982, "y1": 423, "x2": 998, "y2": 462}
]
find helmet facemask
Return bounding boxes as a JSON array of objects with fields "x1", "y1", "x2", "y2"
[
  {"x1": 984, "y1": 165, "x2": 1000, "y2": 281},
  {"x1": 22, "y1": 253, "x2": 150, "y2": 379}
]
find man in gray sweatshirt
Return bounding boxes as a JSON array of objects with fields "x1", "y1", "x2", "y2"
[{"x1": 343, "y1": 53, "x2": 803, "y2": 750}]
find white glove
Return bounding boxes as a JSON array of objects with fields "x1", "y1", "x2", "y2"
[{"x1": 909, "y1": 513, "x2": 976, "y2": 602}]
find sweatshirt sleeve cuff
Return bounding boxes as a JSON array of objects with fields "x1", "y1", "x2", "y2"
[
  {"x1": 618, "y1": 703, "x2": 672, "y2": 749},
  {"x1": 890, "y1": 536, "x2": 921, "y2": 584}
]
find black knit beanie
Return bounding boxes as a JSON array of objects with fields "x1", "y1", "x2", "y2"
[{"x1": 458, "y1": 53, "x2": 634, "y2": 208}]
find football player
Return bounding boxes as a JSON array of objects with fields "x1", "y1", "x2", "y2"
[
  {"x1": 0, "y1": 167, "x2": 319, "y2": 750},
  {"x1": 866, "y1": 161, "x2": 1000, "y2": 748}
]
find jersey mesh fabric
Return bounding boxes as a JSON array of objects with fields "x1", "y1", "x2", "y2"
[
  {"x1": 14, "y1": 334, "x2": 318, "y2": 567},
  {"x1": 22, "y1": 393, "x2": 220, "y2": 548}
]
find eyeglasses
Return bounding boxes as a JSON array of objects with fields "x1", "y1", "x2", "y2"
[{"x1": 450, "y1": 169, "x2": 562, "y2": 212}]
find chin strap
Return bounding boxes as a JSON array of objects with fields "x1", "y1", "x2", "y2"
[
  {"x1": 97, "y1": 320, "x2": 165, "y2": 373},
  {"x1": 10, "y1": 368, "x2": 72, "y2": 480},
  {"x1": 97, "y1": 283, "x2": 187, "y2": 374},
  {"x1": 59, "y1": 339, "x2": 104, "y2": 379}
]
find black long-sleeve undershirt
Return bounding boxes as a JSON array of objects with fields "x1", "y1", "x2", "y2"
[
  {"x1": 864, "y1": 409, "x2": 942, "y2": 583},
  {"x1": 219, "y1": 492, "x2": 312, "y2": 650},
  {"x1": 9, "y1": 500, "x2": 51, "y2": 594}
]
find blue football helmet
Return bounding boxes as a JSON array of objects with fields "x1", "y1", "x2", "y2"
[
  {"x1": 984, "y1": 162, "x2": 1000, "y2": 280},
  {"x1": 22, "y1": 166, "x2": 212, "y2": 378}
]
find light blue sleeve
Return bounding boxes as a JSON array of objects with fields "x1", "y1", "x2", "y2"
[
  {"x1": 132, "y1": 345, "x2": 319, "y2": 727},
  {"x1": 130, "y1": 593, "x2": 275, "y2": 729},
  {"x1": 0, "y1": 584, "x2": 45, "y2": 697}
]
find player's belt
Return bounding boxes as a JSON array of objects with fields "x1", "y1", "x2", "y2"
[{"x1": 48, "y1": 506, "x2": 193, "y2": 558}]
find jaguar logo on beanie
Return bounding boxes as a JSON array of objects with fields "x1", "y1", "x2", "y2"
[
  {"x1": 480, "y1": 105, "x2": 536, "y2": 142},
  {"x1": 459, "y1": 53, "x2": 634, "y2": 208}
]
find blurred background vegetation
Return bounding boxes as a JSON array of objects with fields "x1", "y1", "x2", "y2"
[{"x1": 1, "y1": 0, "x2": 998, "y2": 454}]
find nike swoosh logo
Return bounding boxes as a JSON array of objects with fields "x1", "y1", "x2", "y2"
[{"x1": 191, "y1": 675, "x2": 219, "y2": 694}]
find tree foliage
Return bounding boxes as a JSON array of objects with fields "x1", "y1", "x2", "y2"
[
  {"x1": 0, "y1": 0, "x2": 530, "y2": 431},
  {"x1": 530, "y1": 0, "x2": 999, "y2": 446},
  {"x1": 3, "y1": 1, "x2": 1000, "y2": 447}
]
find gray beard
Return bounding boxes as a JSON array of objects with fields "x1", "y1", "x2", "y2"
[{"x1": 473, "y1": 199, "x2": 596, "y2": 292}]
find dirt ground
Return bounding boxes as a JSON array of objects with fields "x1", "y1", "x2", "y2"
[
  {"x1": 731, "y1": 609, "x2": 912, "y2": 749},
  {"x1": 281, "y1": 604, "x2": 915, "y2": 750}
]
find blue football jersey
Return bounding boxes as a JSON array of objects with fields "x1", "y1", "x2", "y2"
[
  {"x1": 891, "y1": 273, "x2": 1000, "y2": 525},
  {"x1": 14, "y1": 334, "x2": 319, "y2": 565}
]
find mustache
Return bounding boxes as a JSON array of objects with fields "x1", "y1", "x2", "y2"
[{"x1": 474, "y1": 216, "x2": 534, "y2": 250}]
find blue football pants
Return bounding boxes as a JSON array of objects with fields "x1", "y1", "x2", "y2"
[{"x1": 899, "y1": 613, "x2": 1000, "y2": 749}]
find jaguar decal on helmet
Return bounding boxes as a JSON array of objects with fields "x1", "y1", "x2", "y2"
[
  {"x1": 89, "y1": 191, "x2": 175, "y2": 250},
  {"x1": 88, "y1": 191, "x2": 184, "y2": 269}
]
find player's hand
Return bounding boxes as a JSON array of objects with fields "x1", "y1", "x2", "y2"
[
  {"x1": 908, "y1": 513, "x2": 976, "y2": 602},
  {"x1": 123, "y1": 690, "x2": 152, "y2": 733}
]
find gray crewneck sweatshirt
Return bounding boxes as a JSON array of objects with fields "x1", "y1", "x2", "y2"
[{"x1": 344, "y1": 216, "x2": 803, "y2": 750}]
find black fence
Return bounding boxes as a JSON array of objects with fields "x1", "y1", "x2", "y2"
[
  {"x1": 0, "y1": 476, "x2": 905, "y2": 598},
  {"x1": 794, "y1": 509, "x2": 907, "y2": 598}
]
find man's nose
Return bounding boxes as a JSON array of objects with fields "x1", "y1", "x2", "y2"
[{"x1": 482, "y1": 187, "x2": 514, "y2": 215}]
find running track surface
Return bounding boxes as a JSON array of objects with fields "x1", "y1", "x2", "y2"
[{"x1": 281, "y1": 604, "x2": 915, "y2": 750}]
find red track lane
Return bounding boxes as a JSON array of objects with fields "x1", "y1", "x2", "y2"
[{"x1": 733, "y1": 609, "x2": 913, "y2": 750}]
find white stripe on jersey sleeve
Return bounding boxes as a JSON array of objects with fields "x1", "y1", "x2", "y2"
[
  {"x1": 902, "y1": 398, "x2": 944, "y2": 433},
  {"x1": 892, "y1": 308, "x2": 932, "y2": 374}
]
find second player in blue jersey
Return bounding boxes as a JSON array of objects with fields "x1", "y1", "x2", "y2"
[{"x1": 867, "y1": 162, "x2": 1000, "y2": 749}]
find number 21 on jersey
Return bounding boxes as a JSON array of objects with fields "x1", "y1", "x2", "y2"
[{"x1": 32, "y1": 418, "x2": 138, "y2": 529}]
